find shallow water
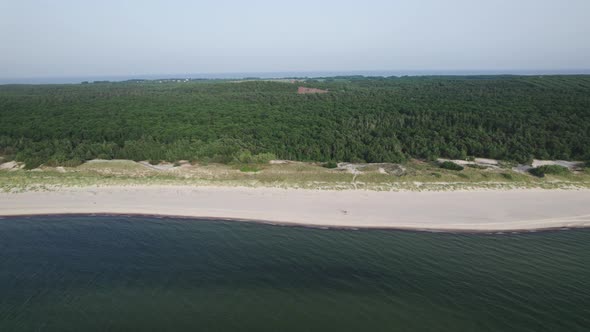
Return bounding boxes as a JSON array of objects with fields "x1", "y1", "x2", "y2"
[{"x1": 0, "y1": 215, "x2": 589, "y2": 331}]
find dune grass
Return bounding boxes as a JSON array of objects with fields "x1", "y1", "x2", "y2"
[{"x1": 1, "y1": 159, "x2": 589, "y2": 192}]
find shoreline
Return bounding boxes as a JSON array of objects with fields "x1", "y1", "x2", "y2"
[
  {"x1": 1, "y1": 212, "x2": 589, "y2": 234},
  {"x1": 1, "y1": 186, "x2": 590, "y2": 232}
]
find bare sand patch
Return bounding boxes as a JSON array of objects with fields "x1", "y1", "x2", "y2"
[
  {"x1": 532, "y1": 160, "x2": 583, "y2": 170},
  {"x1": 0, "y1": 161, "x2": 22, "y2": 171},
  {"x1": 297, "y1": 87, "x2": 328, "y2": 94}
]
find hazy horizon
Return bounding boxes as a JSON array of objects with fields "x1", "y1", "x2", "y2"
[
  {"x1": 2, "y1": 0, "x2": 589, "y2": 82},
  {"x1": 4, "y1": 68, "x2": 590, "y2": 85}
]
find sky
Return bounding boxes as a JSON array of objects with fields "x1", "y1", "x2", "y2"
[{"x1": 1, "y1": 0, "x2": 590, "y2": 80}]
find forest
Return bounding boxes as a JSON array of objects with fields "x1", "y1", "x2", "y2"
[{"x1": 0, "y1": 75, "x2": 589, "y2": 168}]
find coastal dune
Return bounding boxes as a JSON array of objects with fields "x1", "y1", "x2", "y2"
[{"x1": 1, "y1": 186, "x2": 590, "y2": 232}]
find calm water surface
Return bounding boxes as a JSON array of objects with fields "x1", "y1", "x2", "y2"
[{"x1": 0, "y1": 216, "x2": 589, "y2": 331}]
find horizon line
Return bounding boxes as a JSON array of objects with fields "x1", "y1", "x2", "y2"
[{"x1": 2, "y1": 68, "x2": 590, "y2": 84}]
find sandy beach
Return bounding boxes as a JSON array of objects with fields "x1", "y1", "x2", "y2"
[{"x1": 1, "y1": 186, "x2": 590, "y2": 232}]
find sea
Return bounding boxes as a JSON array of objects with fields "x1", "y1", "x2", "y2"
[{"x1": 0, "y1": 215, "x2": 588, "y2": 331}]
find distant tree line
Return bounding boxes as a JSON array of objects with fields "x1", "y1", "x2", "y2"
[{"x1": 1, "y1": 75, "x2": 589, "y2": 168}]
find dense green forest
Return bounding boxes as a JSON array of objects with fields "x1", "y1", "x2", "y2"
[{"x1": 1, "y1": 75, "x2": 589, "y2": 168}]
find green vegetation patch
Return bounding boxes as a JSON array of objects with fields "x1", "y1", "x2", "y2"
[
  {"x1": 323, "y1": 161, "x2": 338, "y2": 169},
  {"x1": 528, "y1": 165, "x2": 569, "y2": 178},
  {"x1": 500, "y1": 173, "x2": 513, "y2": 180},
  {"x1": 439, "y1": 161, "x2": 464, "y2": 171},
  {"x1": 239, "y1": 165, "x2": 260, "y2": 173}
]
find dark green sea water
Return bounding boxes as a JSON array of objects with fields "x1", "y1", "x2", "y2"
[{"x1": 0, "y1": 216, "x2": 589, "y2": 332}]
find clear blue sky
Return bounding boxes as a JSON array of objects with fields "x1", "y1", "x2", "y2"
[{"x1": 1, "y1": 0, "x2": 589, "y2": 78}]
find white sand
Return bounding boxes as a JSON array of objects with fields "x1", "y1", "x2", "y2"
[
  {"x1": 1, "y1": 186, "x2": 590, "y2": 232},
  {"x1": 532, "y1": 159, "x2": 583, "y2": 169},
  {"x1": 0, "y1": 161, "x2": 23, "y2": 171}
]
